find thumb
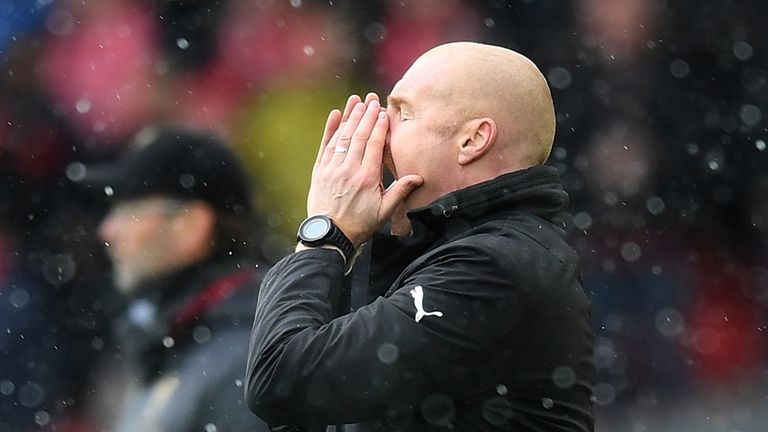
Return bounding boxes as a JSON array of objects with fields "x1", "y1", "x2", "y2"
[{"x1": 380, "y1": 175, "x2": 423, "y2": 220}]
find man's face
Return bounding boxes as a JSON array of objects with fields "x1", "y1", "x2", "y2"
[
  {"x1": 385, "y1": 56, "x2": 461, "y2": 210},
  {"x1": 98, "y1": 196, "x2": 184, "y2": 293}
]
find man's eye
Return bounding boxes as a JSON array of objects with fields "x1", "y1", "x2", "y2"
[{"x1": 398, "y1": 111, "x2": 411, "y2": 121}]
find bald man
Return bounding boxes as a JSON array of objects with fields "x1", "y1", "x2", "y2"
[{"x1": 246, "y1": 42, "x2": 595, "y2": 432}]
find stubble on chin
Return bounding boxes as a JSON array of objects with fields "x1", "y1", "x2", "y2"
[{"x1": 113, "y1": 268, "x2": 141, "y2": 295}]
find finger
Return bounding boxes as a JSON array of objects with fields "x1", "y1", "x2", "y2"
[
  {"x1": 320, "y1": 121, "x2": 346, "y2": 166},
  {"x1": 361, "y1": 110, "x2": 389, "y2": 170},
  {"x1": 380, "y1": 174, "x2": 423, "y2": 221},
  {"x1": 333, "y1": 102, "x2": 366, "y2": 161},
  {"x1": 319, "y1": 94, "x2": 358, "y2": 166},
  {"x1": 341, "y1": 94, "x2": 362, "y2": 122},
  {"x1": 315, "y1": 109, "x2": 342, "y2": 166},
  {"x1": 345, "y1": 100, "x2": 380, "y2": 165},
  {"x1": 364, "y1": 92, "x2": 379, "y2": 105}
]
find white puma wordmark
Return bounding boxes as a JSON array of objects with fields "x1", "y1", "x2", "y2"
[{"x1": 409, "y1": 285, "x2": 444, "y2": 323}]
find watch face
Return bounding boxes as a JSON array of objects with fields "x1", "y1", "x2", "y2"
[{"x1": 302, "y1": 216, "x2": 332, "y2": 241}]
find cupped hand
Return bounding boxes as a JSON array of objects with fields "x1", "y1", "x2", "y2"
[{"x1": 306, "y1": 94, "x2": 423, "y2": 247}]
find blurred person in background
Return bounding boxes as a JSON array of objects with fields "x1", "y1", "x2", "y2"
[
  {"x1": 79, "y1": 127, "x2": 270, "y2": 432},
  {"x1": 246, "y1": 42, "x2": 594, "y2": 432}
]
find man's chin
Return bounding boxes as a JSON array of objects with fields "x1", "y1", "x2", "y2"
[{"x1": 113, "y1": 270, "x2": 142, "y2": 295}]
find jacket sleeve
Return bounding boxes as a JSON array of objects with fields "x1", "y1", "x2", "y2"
[{"x1": 245, "y1": 237, "x2": 528, "y2": 426}]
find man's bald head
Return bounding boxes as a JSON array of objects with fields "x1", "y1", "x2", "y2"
[
  {"x1": 407, "y1": 42, "x2": 556, "y2": 169},
  {"x1": 385, "y1": 42, "x2": 557, "y2": 208}
]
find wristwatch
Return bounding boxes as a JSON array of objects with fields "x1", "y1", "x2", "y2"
[{"x1": 297, "y1": 215, "x2": 355, "y2": 263}]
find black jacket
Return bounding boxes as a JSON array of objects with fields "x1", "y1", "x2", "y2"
[
  {"x1": 246, "y1": 165, "x2": 594, "y2": 431},
  {"x1": 113, "y1": 258, "x2": 270, "y2": 432}
]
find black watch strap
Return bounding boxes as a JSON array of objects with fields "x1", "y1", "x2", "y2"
[
  {"x1": 297, "y1": 216, "x2": 355, "y2": 264},
  {"x1": 322, "y1": 223, "x2": 355, "y2": 264}
]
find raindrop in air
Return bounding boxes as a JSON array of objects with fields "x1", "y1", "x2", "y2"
[
  {"x1": 421, "y1": 394, "x2": 455, "y2": 427},
  {"x1": 496, "y1": 384, "x2": 508, "y2": 395},
  {"x1": 742, "y1": 67, "x2": 767, "y2": 92},
  {"x1": 76, "y1": 98, "x2": 92, "y2": 114},
  {"x1": 364, "y1": 23, "x2": 387, "y2": 43},
  {"x1": 303, "y1": 45, "x2": 315, "y2": 56},
  {"x1": 46, "y1": 9, "x2": 75, "y2": 36},
  {"x1": 18, "y1": 383, "x2": 45, "y2": 408},
  {"x1": 756, "y1": 140, "x2": 766, "y2": 151},
  {"x1": 620, "y1": 242, "x2": 641, "y2": 262},
  {"x1": 35, "y1": 411, "x2": 51, "y2": 426},
  {"x1": 205, "y1": 423, "x2": 218, "y2": 432},
  {"x1": 176, "y1": 38, "x2": 190, "y2": 50},
  {"x1": 655, "y1": 308, "x2": 685, "y2": 337},
  {"x1": 193, "y1": 326, "x2": 211, "y2": 344},
  {"x1": 290, "y1": 0, "x2": 302, "y2": 7},
  {"x1": 595, "y1": 342, "x2": 616, "y2": 369},
  {"x1": 235, "y1": 379, "x2": 243, "y2": 387},
  {"x1": 65, "y1": 162, "x2": 87, "y2": 182},
  {"x1": 548, "y1": 67, "x2": 572, "y2": 90},
  {"x1": 42, "y1": 254, "x2": 77, "y2": 286},
  {"x1": 9, "y1": 289, "x2": 30, "y2": 309},
  {"x1": 104, "y1": 186, "x2": 114, "y2": 196},
  {"x1": 377, "y1": 343, "x2": 399, "y2": 364},
  {"x1": 669, "y1": 60, "x2": 690, "y2": 79},
  {"x1": 645, "y1": 196, "x2": 665, "y2": 215},
  {"x1": 733, "y1": 41, "x2": 753, "y2": 60},
  {"x1": 179, "y1": 173, "x2": 196, "y2": 188},
  {"x1": 0, "y1": 380, "x2": 15, "y2": 395},
  {"x1": 484, "y1": 18, "x2": 495, "y2": 28},
  {"x1": 552, "y1": 366, "x2": 576, "y2": 389},
  {"x1": 740, "y1": 105, "x2": 762, "y2": 126},
  {"x1": 92, "y1": 337, "x2": 104, "y2": 350},
  {"x1": 573, "y1": 212, "x2": 592, "y2": 230},
  {"x1": 542, "y1": 397, "x2": 554, "y2": 409},
  {"x1": 162, "y1": 336, "x2": 175, "y2": 348},
  {"x1": 593, "y1": 382, "x2": 616, "y2": 406}
]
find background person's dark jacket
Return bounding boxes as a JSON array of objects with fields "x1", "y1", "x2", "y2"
[
  {"x1": 246, "y1": 165, "x2": 595, "y2": 432},
  {"x1": 112, "y1": 258, "x2": 270, "y2": 432}
]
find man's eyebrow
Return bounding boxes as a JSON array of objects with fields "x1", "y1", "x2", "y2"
[{"x1": 386, "y1": 95, "x2": 406, "y2": 108}]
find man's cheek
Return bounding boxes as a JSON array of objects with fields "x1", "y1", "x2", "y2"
[{"x1": 383, "y1": 145, "x2": 396, "y2": 177}]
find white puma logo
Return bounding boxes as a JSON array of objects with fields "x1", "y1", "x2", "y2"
[{"x1": 410, "y1": 285, "x2": 443, "y2": 323}]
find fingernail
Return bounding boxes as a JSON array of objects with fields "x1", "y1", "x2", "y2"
[
  {"x1": 379, "y1": 111, "x2": 387, "y2": 120},
  {"x1": 355, "y1": 103, "x2": 365, "y2": 112}
]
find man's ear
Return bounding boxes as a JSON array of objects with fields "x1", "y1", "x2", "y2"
[{"x1": 457, "y1": 117, "x2": 497, "y2": 165}]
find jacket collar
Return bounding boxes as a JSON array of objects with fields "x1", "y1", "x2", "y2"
[{"x1": 407, "y1": 164, "x2": 569, "y2": 238}]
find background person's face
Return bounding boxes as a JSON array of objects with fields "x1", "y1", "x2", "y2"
[{"x1": 98, "y1": 197, "x2": 182, "y2": 293}]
